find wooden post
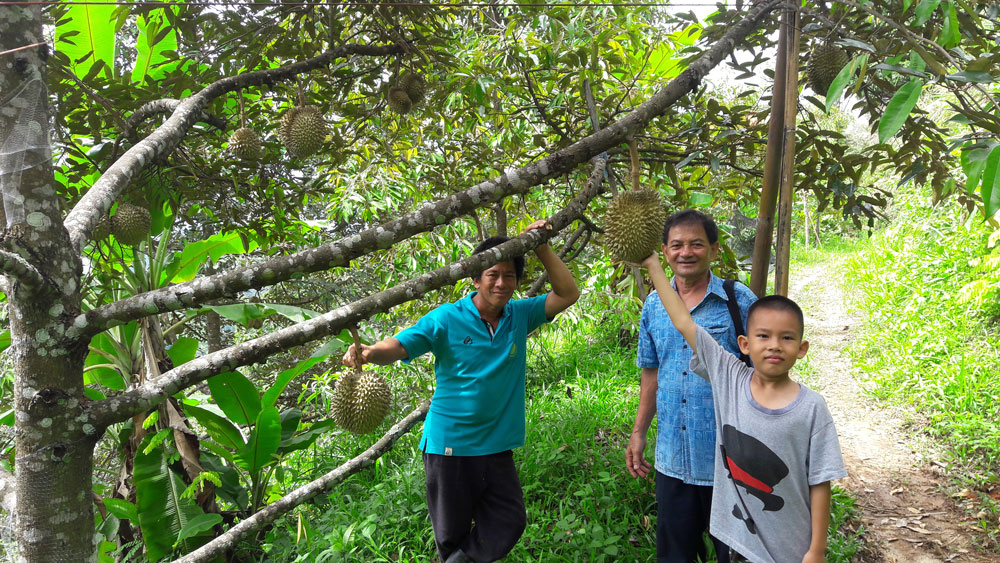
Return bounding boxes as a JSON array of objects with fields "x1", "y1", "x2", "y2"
[
  {"x1": 749, "y1": 9, "x2": 790, "y2": 297},
  {"x1": 774, "y1": 5, "x2": 801, "y2": 297}
]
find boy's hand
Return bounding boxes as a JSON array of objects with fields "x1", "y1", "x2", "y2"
[
  {"x1": 639, "y1": 253, "x2": 660, "y2": 270},
  {"x1": 625, "y1": 432, "x2": 652, "y2": 478},
  {"x1": 802, "y1": 549, "x2": 825, "y2": 563}
]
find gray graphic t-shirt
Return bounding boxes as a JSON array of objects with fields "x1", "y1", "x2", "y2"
[{"x1": 691, "y1": 326, "x2": 847, "y2": 563}]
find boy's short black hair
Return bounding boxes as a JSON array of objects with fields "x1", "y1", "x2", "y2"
[
  {"x1": 472, "y1": 236, "x2": 525, "y2": 281},
  {"x1": 663, "y1": 209, "x2": 719, "y2": 245},
  {"x1": 747, "y1": 295, "x2": 805, "y2": 338}
]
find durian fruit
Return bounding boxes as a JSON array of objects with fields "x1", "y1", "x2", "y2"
[
  {"x1": 111, "y1": 203, "x2": 151, "y2": 246},
  {"x1": 278, "y1": 105, "x2": 327, "y2": 158},
  {"x1": 398, "y1": 73, "x2": 426, "y2": 106},
  {"x1": 92, "y1": 216, "x2": 112, "y2": 242},
  {"x1": 386, "y1": 86, "x2": 413, "y2": 115},
  {"x1": 603, "y1": 188, "x2": 667, "y2": 264},
  {"x1": 229, "y1": 127, "x2": 263, "y2": 161},
  {"x1": 806, "y1": 43, "x2": 849, "y2": 96},
  {"x1": 331, "y1": 369, "x2": 392, "y2": 434}
]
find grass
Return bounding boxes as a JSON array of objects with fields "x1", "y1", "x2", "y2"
[{"x1": 257, "y1": 297, "x2": 865, "y2": 561}]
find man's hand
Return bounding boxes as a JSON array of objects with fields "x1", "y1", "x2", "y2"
[
  {"x1": 522, "y1": 219, "x2": 551, "y2": 234},
  {"x1": 341, "y1": 343, "x2": 370, "y2": 369},
  {"x1": 625, "y1": 431, "x2": 652, "y2": 478},
  {"x1": 802, "y1": 549, "x2": 825, "y2": 563}
]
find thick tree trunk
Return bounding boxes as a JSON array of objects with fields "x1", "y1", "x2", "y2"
[{"x1": 1, "y1": 6, "x2": 94, "y2": 560}]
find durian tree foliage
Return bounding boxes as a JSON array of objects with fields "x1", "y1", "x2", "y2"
[{"x1": 1, "y1": 0, "x2": 999, "y2": 560}]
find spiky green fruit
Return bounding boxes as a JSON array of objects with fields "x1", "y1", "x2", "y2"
[
  {"x1": 806, "y1": 44, "x2": 849, "y2": 96},
  {"x1": 332, "y1": 370, "x2": 392, "y2": 434},
  {"x1": 387, "y1": 86, "x2": 412, "y2": 115},
  {"x1": 229, "y1": 127, "x2": 263, "y2": 161},
  {"x1": 111, "y1": 203, "x2": 151, "y2": 246},
  {"x1": 92, "y1": 216, "x2": 112, "y2": 242},
  {"x1": 279, "y1": 105, "x2": 327, "y2": 158},
  {"x1": 603, "y1": 188, "x2": 667, "y2": 264},
  {"x1": 398, "y1": 73, "x2": 426, "y2": 106}
]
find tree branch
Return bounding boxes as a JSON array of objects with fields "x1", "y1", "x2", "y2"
[
  {"x1": 70, "y1": 0, "x2": 784, "y2": 337},
  {"x1": 86, "y1": 157, "x2": 607, "y2": 429},
  {"x1": 123, "y1": 99, "x2": 228, "y2": 136},
  {"x1": 63, "y1": 42, "x2": 404, "y2": 251},
  {"x1": 172, "y1": 401, "x2": 431, "y2": 563},
  {"x1": 0, "y1": 249, "x2": 47, "y2": 292}
]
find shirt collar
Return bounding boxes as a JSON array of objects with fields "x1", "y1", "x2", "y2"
[
  {"x1": 463, "y1": 291, "x2": 511, "y2": 319},
  {"x1": 670, "y1": 272, "x2": 728, "y2": 301}
]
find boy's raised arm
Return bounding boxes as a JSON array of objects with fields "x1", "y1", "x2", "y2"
[{"x1": 640, "y1": 253, "x2": 698, "y2": 352}]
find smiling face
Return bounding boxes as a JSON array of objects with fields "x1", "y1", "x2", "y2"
[
  {"x1": 663, "y1": 222, "x2": 720, "y2": 283},
  {"x1": 738, "y1": 307, "x2": 809, "y2": 379},
  {"x1": 473, "y1": 260, "x2": 519, "y2": 313}
]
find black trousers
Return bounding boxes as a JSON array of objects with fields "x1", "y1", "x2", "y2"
[
  {"x1": 655, "y1": 472, "x2": 731, "y2": 563},
  {"x1": 423, "y1": 450, "x2": 526, "y2": 563}
]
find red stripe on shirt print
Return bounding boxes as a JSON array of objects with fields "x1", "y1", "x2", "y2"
[{"x1": 726, "y1": 456, "x2": 773, "y2": 493}]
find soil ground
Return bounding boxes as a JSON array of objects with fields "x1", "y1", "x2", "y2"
[{"x1": 789, "y1": 259, "x2": 997, "y2": 562}]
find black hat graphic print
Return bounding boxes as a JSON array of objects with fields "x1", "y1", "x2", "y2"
[{"x1": 720, "y1": 424, "x2": 789, "y2": 534}]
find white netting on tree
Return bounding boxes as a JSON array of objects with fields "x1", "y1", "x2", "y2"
[{"x1": 0, "y1": 77, "x2": 51, "y2": 227}]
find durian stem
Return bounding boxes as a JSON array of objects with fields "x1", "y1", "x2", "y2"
[
  {"x1": 349, "y1": 326, "x2": 363, "y2": 374},
  {"x1": 628, "y1": 138, "x2": 640, "y2": 192},
  {"x1": 295, "y1": 76, "x2": 305, "y2": 107},
  {"x1": 237, "y1": 91, "x2": 246, "y2": 129}
]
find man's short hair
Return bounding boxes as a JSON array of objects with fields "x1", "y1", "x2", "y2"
[
  {"x1": 747, "y1": 295, "x2": 805, "y2": 338},
  {"x1": 472, "y1": 236, "x2": 525, "y2": 281},
  {"x1": 662, "y1": 209, "x2": 719, "y2": 245}
]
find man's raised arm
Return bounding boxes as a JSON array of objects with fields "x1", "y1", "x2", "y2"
[{"x1": 526, "y1": 220, "x2": 580, "y2": 318}]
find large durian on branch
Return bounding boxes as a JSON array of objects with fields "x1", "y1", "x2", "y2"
[
  {"x1": 229, "y1": 127, "x2": 263, "y2": 161},
  {"x1": 111, "y1": 203, "x2": 151, "y2": 246},
  {"x1": 398, "y1": 72, "x2": 426, "y2": 106},
  {"x1": 806, "y1": 43, "x2": 849, "y2": 96},
  {"x1": 603, "y1": 188, "x2": 667, "y2": 264},
  {"x1": 278, "y1": 105, "x2": 328, "y2": 158},
  {"x1": 331, "y1": 369, "x2": 392, "y2": 434}
]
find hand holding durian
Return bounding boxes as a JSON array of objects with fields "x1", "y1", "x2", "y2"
[{"x1": 331, "y1": 327, "x2": 392, "y2": 434}]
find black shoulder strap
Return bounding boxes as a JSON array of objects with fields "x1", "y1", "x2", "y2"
[{"x1": 723, "y1": 279, "x2": 752, "y2": 367}]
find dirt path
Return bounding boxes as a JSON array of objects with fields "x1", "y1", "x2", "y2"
[{"x1": 788, "y1": 260, "x2": 994, "y2": 562}]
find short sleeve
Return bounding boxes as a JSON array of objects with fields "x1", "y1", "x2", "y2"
[
  {"x1": 394, "y1": 311, "x2": 440, "y2": 364},
  {"x1": 808, "y1": 415, "x2": 848, "y2": 485},
  {"x1": 520, "y1": 294, "x2": 550, "y2": 334}
]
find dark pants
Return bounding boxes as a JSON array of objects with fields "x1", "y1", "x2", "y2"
[
  {"x1": 424, "y1": 450, "x2": 526, "y2": 563},
  {"x1": 655, "y1": 472, "x2": 730, "y2": 563}
]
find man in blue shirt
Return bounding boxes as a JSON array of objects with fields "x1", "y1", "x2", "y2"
[
  {"x1": 625, "y1": 210, "x2": 757, "y2": 563},
  {"x1": 342, "y1": 220, "x2": 580, "y2": 563}
]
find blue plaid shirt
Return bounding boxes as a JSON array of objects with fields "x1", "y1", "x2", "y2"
[{"x1": 636, "y1": 273, "x2": 756, "y2": 485}]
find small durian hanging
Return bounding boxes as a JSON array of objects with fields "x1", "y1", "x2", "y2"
[
  {"x1": 111, "y1": 203, "x2": 152, "y2": 246},
  {"x1": 387, "y1": 86, "x2": 413, "y2": 115},
  {"x1": 806, "y1": 42, "x2": 849, "y2": 96},
  {"x1": 229, "y1": 127, "x2": 263, "y2": 161},
  {"x1": 398, "y1": 72, "x2": 426, "y2": 106},
  {"x1": 603, "y1": 138, "x2": 667, "y2": 264},
  {"x1": 279, "y1": 105, "x2": 327, "y2": 158},
  {"x1": 332, "y1": 327, "x2": 393, "y2": 434}
]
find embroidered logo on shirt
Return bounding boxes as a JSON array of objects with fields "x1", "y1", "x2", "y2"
[
  {"x1": 463, "y1": 336, "x2": 473, "y2": 345},
  {"x1": 508, "y1": 343, "x2": 516, "y2": 357},
  {"x1": 444, "y1": 447, "x2": 453, "y2": 456}
]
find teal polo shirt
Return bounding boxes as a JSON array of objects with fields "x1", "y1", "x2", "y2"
[{"x1": 395, "y1": 292, "x2": 549, "y2": 456}]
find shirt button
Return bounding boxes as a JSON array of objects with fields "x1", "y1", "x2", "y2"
[
  {"x1": 682, "y1": 399, "x2": 687, "y2": 404},
  {"x1": 682, "y1": 426, "x2": 687, "y2": 430},
  {"x1": 682, "y1": 371, "x2": 687, "y2": 375}
]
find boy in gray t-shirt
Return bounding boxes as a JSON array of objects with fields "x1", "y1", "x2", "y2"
[{"x1": 639, "y1": 253, "x2": 846, "y2": 563}]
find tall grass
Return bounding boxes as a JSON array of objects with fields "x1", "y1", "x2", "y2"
[
  {"x1": 843, "y1": 192, "x2": 1000, "y2": 472},
  {"x1": 260, "y1": 296, "x2": 864, "y2": 561}
]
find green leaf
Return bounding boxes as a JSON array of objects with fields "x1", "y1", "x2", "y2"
[
  {"x1": 826, "y1": 54, "x2": 869, "y2": 113},
  {"x1": 961, "y1": 145, "x2": 992, "y2": 192},
  {"x1": 168, "y1": 232, "x2": 254, "y2": 283},
  {"x1": 207, "y1": 372, "x2": 261, "y2": 426},
  {"x1": 175, "y1": 513, "x2": 222, "y2": 546},
  {"x1": 278, "y1": 419, "x2": 338, "y2": 455},
  {"x1": 56, "y1": 3, "x2": 116, "y2": 79},
  {"x1": 262, "y1": 356, "x2": 326, "y2": 407},
  {"x1": 0, "y1": 409, "x2": 12, "y2": 426},
  {"x1": 878, "y1": 78, "x2": 923, "y2": 143},
  {"x1": 132, "y1": 8, "x2": 180, "y2": 84},
  {"x1": 237, "y1": 406, "x2": 282, "y2": 474},
  {"x1": 183, "y1": 404, "x2": 245, "y2": 450},
  {"x1": 688, "y1": 191, "x2": 713, "y2": 206},
  {"x1": 914, "y1": 0, "x2": 941, "y2": 25},
  {"x1": 201, "y1": 303, "x2": 259, "y2": 326},
  {"x1": 262, "y1": 303, "x2": 321, "y2": 322},
  {"x1": 134, "y1": 443, "x2": 212, "y2": 560},
  {"x1": 946, "y1": 71, "x2": 996, "y2": 84},
  {"x1": 166, "y1": 337, "x2": 199, "y2": 367},
  {"x1": 980, "y1": 145, "x2": 1000, "y2": 218},
  {"x1": 939, "y1": 2, "x2": 961, "y2": 48},
  {"x1": 0, "y1": 331, "x2": 9, "y2": 353},
  {"x1": 279, "y1": 408, "x2": 303, "y2": 442},
  {"x1": 102, "y1": 498, "x2": 139, "y2": 523}
]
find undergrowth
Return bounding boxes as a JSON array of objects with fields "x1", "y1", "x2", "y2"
[{"x1": 259, "y1": 295, "x2": 865, "y2": 561}]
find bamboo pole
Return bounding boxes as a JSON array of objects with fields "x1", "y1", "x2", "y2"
[
  {"x1": 774, "y1": 5, "x2": 801, "y2": 297},
  {"x1": 749, "y1": 9, "x2": 790, "y2": 297}
]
